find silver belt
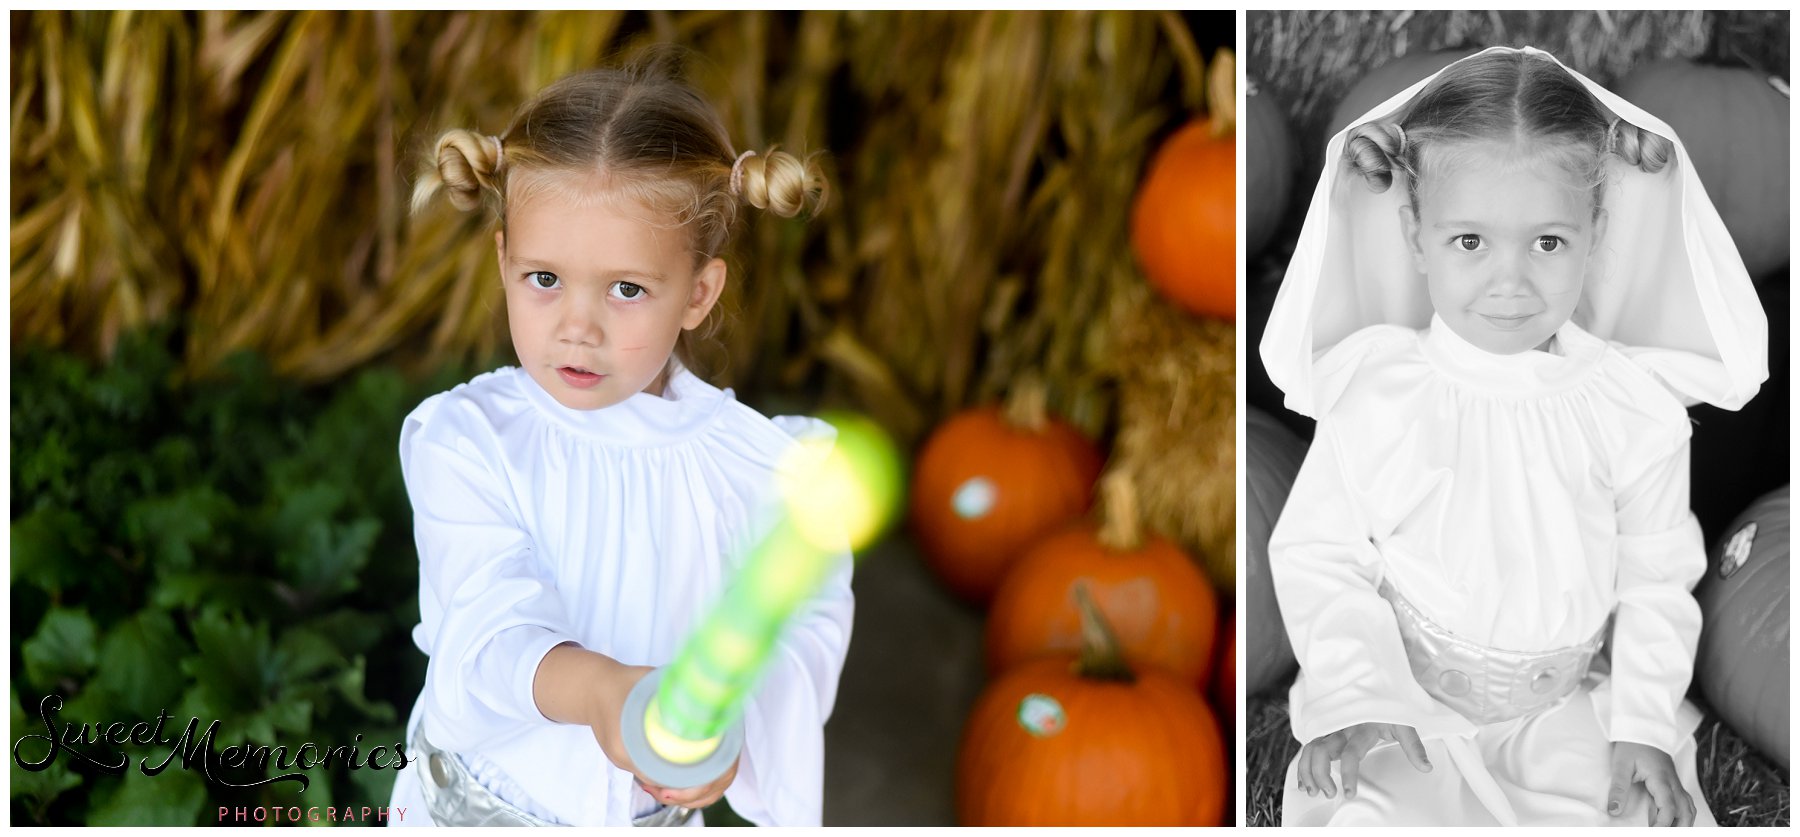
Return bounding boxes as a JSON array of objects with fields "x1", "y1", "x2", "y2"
[
  {"x1": 412, "y1": 719, "x2": 696, "y2": 827},
  {"x1": 1379, "y1": 580, "x2": 1604, "y2": 726}
]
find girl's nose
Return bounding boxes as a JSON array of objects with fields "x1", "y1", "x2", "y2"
[
  {"x1": 556, "y1": 292, "x2": 606, "y2": 346},
  {"x1": 1487, "y1": 252, "x2": 1533, "y2": 297}
]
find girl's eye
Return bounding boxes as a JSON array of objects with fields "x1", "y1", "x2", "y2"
[
  {"x1": 1534, "y1": 236, "x2": 1564, "y2": 253},
  {"x1": 1454, "y1": 234, "x2": 1484, "y2": 252},
  {"x1": 527, "y1": 271, "x2": 561, "y2": 290},
  {"x1": 610, "y1": 282, "x2": 645, "y2": 301}
]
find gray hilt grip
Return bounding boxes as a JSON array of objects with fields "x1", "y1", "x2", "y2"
[{"x1": 619, "y1": 667, "x2": 745, "y2": 790}]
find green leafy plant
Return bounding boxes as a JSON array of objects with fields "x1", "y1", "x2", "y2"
[{"x1": 11, "y1": 329, "x2": 466, "y2": 825}]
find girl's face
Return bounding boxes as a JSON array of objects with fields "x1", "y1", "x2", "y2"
[
  {"x1": 497, "y1": 182, "x2": 725, "y2": 411},
  {"x1": 1401, "y1": 141, "x2": 1606, "y2": 355}
]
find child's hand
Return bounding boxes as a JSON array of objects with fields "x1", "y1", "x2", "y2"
[
  {"x1": 533, "y1": 647, "x2": 741, "y2": 811},
  {"x1": 635, "y1": 755, "x2": 740, "y2": 811},
  {"x1": 1297, "y1": 722, "x2": 1432, "y2": 800},
  {"x1": 1608, "y1": 741, "x2": 1696, "y2": 826},
  {"x1": 588, "y1": 664, "x2": 738, "y2": 811}
]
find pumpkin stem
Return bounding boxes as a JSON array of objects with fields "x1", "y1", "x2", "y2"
[
  {"x1": 1206, "y1": 48, "x2": 1235, "y2": 139},
  {"x1": 1000, "y1": 375, "x2": 1049, "y2": 432},
  {"x1": 1095, "y1": 470, "x2": 1144, "y2": 552},
  {"x1": 1073, "y1": 582, "x2": 1136, "y2": 683}
]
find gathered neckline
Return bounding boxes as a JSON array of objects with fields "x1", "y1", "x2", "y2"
[
  {"x1": 1419, "y1": 313, "x2": 1606, "y2": 397},
  {"x1": 511, "y1": 364, "x2": 730, "y2": 446}
]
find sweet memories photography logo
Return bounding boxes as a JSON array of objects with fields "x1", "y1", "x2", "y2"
[{"x1": 13, "y1": 694, "x2": 411, "y2": 821}]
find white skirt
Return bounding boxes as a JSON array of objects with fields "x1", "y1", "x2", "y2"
[{"x1": 1281, "y1": 684, "x2": 1716, "y2": 826}]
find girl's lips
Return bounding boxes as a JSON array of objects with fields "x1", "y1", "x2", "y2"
[
  {"x1": 557, "y1": 367, "x2": 606, "y2": 389},
  {"x1": 1477, "y1": 312, "x2": 1538, "y2": 330}
]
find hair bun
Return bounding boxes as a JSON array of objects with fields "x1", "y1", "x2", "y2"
[
  {"x1": 1608, "y1": 119, "x2": 1673, "y2": 174},
  {"x1": 411, "y1": 128, "x2": 505, "y2": 214},
  {"x1": 1344, "y1": 121, "x2": 1408, "y2": 193},
  {"x1": 735, "y1": 147, "x2": 828, "y2": 218}
]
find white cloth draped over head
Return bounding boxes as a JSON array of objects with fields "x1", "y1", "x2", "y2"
[{"x1": 1259, "y1": 46, "x2": 1768, "y2": 417}]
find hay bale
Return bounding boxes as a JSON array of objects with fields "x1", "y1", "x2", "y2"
[{"x1": 1106, "y1": 285, "x2": 1235, "y2": 589}]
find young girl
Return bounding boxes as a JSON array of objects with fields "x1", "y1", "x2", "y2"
[
  {"x1": 387, "y1": 56, "x2": 847, "y2": 827},
  {"x1": 1259, "y1": 47, "x2": 1767, "y2": 826}
]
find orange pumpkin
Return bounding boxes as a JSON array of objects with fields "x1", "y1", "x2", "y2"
[
  {"x1": 1694, "y1": 486, "x2": 1790, "y2": 768},
  {"x1": 986, "y1": 472, "x2": 1218, "y2": 688},
  {"x1": 1131, "y1": 50, "x2": 1235, "y2": 321},
  {"x1": 910, "y1": 381, "x2": 1102, "y2": 604},
  {"x1": 958, "y1": 587, "x2": 1229, "y2": 826}
]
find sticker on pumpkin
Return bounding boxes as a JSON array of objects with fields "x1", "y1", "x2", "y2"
[
  {"x1": 951, "y1": 477, "x2": 998, "y2": 520},
  {"x1": 1016, "y1": 693, "x2": 1066, "y2": 737},
  {"x1": 1720, "y1": 521, "x2": 1758, "y2": 579}
]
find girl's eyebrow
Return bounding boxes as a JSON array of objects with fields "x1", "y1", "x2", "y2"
[
  {"x1": 1432, "y1": 221, "x2": 1583, "y2": 233},
  {"x1": 510, "y1": 256, "x2": 667, "y2": 283}
]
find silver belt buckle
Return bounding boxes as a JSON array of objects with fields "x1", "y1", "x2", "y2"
[{"x1": 1379, "y1": 580, "x2": 1602, "y2": 725}]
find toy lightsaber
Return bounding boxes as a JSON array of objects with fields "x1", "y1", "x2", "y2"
[{"x1": 621, "y1": 414, "x2": 900, "y2": 790}]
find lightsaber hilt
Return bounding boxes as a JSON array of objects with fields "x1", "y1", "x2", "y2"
[{"x1": 620, "y1": 667, "x2": 745, "y2": 789}]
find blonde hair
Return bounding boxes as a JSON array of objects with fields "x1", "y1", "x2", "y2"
[
  {"x1": 412, "y1": 51, "x2": 828, "y2": 371},
  {"x1": 1344, "y1": 51, "x2": 1673, "y2": 212}
]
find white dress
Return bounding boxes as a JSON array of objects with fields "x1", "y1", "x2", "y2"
[
  {"x1": 384, "y1": 365, "x2": 854, "y2": 827},
  {"x1": 1272, "y1": 315, "x2": 1716, "y2": 826}
]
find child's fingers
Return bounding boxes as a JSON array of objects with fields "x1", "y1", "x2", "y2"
[
  {"x1": 1306, "y1": 745, "x2": 1338, "y2": 799},
  {"x1": 1390, "y1": 725, "x2": 1432, "y2": 773},
  {"x1": 654, "y1": 786, "x2": 697, "y2": 807},
  {"x1": 1642, "y1": 774, "x2": 1688, "y2": 827},
  {"x1": 639, "y1": 775, "x2": 704, "y2": 807},
  {"x1": 1649, "y1": 798, "x2": 1672, "y2": 827},
  {"x1": 1339, "y1": 747, "x2": 1362, "y2": 801},
  {"x1": 1605, "y1": 747, "x2": 1633, "y2": 816},
  {"x1": 652, "y1": 758, "x2": 737, "y2": 809},
  {"x1": 1339, "y1": 732, "x2": 1380, "y2": 801},
  {"x1": 661, "y1": 790, "x2": 708, "y2": 809},
  {"x1": 1296, "y1": 741, "x2": 1320, "y2": 796},
  {"x1": 1645, "y1": 781, "x2": 1668, "y2": 827},
  {"x1": 660, "y1": 782, "x2": 724, "y2": 809}
]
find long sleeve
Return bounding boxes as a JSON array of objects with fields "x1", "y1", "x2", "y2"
[
  {"x1": 1271, "y1": 419, "x2": 1475, "y2": 744},
  {"x1": 401, "y1": 406, "x2": 582, "y2": 751},
  {"x1": 1604, "y1": 434, "x2": 1706, "y2": 753}
]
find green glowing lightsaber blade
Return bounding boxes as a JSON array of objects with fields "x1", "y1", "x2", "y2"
[
  {"x1": 654, "y1": 518, "x2": 829, "y2": 743},
  {"x1": 624, "y1": 414, "x2": 901, "y2": 786}
]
